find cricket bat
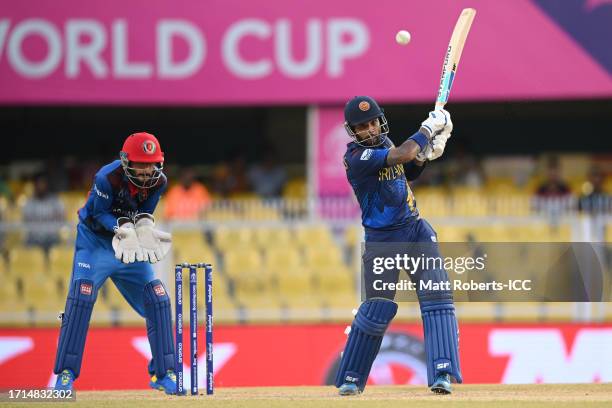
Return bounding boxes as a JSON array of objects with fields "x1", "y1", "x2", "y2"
[{"x1": 435, "y1": 8, "x2": 476, "y2": 109}]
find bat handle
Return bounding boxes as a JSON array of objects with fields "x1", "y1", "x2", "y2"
[{"x1": 434, "y1": 102, "x2": 446, "y2": 110}]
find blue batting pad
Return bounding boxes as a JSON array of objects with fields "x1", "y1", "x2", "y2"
[
  {"x1": 420, "y1": 295, "x2": 463, "y2": 386},
  {"x1": 54, "y1": 279, "x2": 98, "y2": 378},
  {"x1": 143, "y1": 280, "x2": 175, "y2": 377},
  {"x1": 334, "y1": 299, "x2": 398, "y2": 391}
]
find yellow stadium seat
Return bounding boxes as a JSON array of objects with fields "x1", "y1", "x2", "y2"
[
  {"x1": 23, "y1": 277, "x2": 62, "y2": 313},
  {"x1": 232, "y1": 272, "x2": 271, "y2": 297},
  {"x1": 490, "y1": 193, "x2": 531, "y2": 216},
  {"x1": 606, "y1": 224, "x2": 612, "y2": 243},
  {"x1": 295, "y1": 225, "x2": 334, "y2": 248},
  {"x1": 344, "y1": 224, "x2": 363, "y2": 248},
  {"x1": 0, "y1": 257, "x2": 7, "y2": 276},
  {"x1": 224, "y1": 248, "x2": 263, "y2": 276},
  {"x1": 48, "y1": 246, "x2": 74, "y2": 279},
  {"x1": 59, "y1": 192, "x2": 86, "y2": 223},
  {"x1": 236, "y1": 291, "x2": 284, "y2": 322},
  {"x1": 201, "y1": 207, "x2": 240, "y2": 222},
  {"x1": 434, "y1": 225, "x2": 471, "y2": 242},
  {"x1": 264, "y1": 247, "x2": 302, "y2": 275},
  {"x1": 175, "y1": 244, "x2": 215, "y2": 266},
  {"x1": 276, "y1": 267, "x2": 315, "y2": 296},
  {"x1": 172, "y1": 230, "x2": 207, "y2": 248},
  {"x1": 100, "y1": 280, "x2": 129, "y2": 309},
  {"x1": 304, "y1": 245, "x2": 344, "y2": 269},
  {"x1": 243, "y1": 203, "x2": 280, "y2": 221},
  {"x1": 8, "y1": 247, "x2": 47, "y2": 276},
  {"x1": 452, "y1": 190, "x2": 488, "y2": 217},
  {"x1": 283, "y1": 178, "x2": 307, "y2": 199},
  {"x1": 0, "y1": 279, "x2": 19, "y2": 311},
  {"x1": 316, "y1": 267, "x2": 354, "y2": 295},
  {"x1": 253, "y1": 227, "x2": 292, "y2": 249},
  {"x1": 215, "y1": 227, "x2": 254, "y2": 251}
]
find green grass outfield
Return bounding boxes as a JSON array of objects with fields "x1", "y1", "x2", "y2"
[{"x1": 7, "y1": 384, "x2": 611, "y2": 408}]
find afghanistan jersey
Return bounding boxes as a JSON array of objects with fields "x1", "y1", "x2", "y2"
[{"x1": 78, "y1": 160, "x2": 167, "y2": 236}]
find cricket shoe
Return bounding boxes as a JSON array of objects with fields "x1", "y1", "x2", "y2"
[
  {"x1": 430, "y1": 373, "x2": 452, "y2": 394},
  {"x1": 54, "y1": 369, "x2": 75, "y2": 392},
  {"x1": 338, "y1": 383, "x2": 360, "y2": 396},
  {"x1": 149, "y1": 370, "x2": 184, "y2": 395}
]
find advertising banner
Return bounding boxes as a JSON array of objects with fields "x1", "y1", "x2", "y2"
[
  {"x1": 1, "y1": 323, "x2": 610, "y2": 389},
  {"x1": 1, "y1": 0, "x2": 610, "y2": 104}
]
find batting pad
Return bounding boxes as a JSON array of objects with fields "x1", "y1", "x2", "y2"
[
  {"x1": 420, "y1": 297, "x2": 463, "y2": 386},
  {"x1": 54, "y1": 279, "x2": 98, "y2": 378},
  {"x1": 143, "y1": 280, "x2": 175, "y2": 377},
  {"x1": 334, "y1": 299, "x2": 398, "y2": 391}
]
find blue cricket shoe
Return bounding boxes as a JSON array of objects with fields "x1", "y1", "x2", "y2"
[
  {"x1": 54, "y1": 369, "x2": 75, "y2": 391},
  {"x1": 430, "y1": 373, "x2": 452, "y2": 394},
  {"x1": 149, "y1": 370, "x2": 184, "y2": 395},
  {"x1": 338, "y1": 382, "x2": 360, "y2": 396}
]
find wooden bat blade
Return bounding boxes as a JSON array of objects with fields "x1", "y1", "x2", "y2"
[{"x1": 435, "y1": 8, "x2": 476, "y2": 109}]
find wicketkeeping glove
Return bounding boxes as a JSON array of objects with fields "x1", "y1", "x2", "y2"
[
  {"x1": 112, "y1": 218, "x2": 144, "y2": 264},
  {"x1": 134, "y1": 213, "x2": 172, "y2": 264}
]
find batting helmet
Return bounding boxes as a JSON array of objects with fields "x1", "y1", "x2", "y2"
[{"x1": 343, "y1": 96, "x2": 389, "y2": 146}]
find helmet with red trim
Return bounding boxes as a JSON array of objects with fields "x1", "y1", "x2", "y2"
[{"x1": 119, "y1": 132, "x2": 164, "y2": 189}]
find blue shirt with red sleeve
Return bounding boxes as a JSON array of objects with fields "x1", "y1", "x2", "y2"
[
  {"x1": 78, "y1": 160, "x2": 167, "y2": 236},
  {"x1": 344, "y1": 138, "x2": 420, "y2": 230}
]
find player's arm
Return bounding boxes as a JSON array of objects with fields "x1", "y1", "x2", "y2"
[
  {"x1": 386, "y1": 129, "x2": 430, "y2": 166},
  {"x1": 91, "y1": 176, "x2": 117, "y2": 232},
  {"x1": 404, "y1": 160, "x2": 427, "y2": 181}
]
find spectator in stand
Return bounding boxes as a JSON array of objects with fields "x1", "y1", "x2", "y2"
[
  {"x1": 578, "y1": 167, "x2": 610, "y2": 214},
  {"x1": 247, "y1": 150, "x2": 287, "y2": 198},
  {"x1": 22, "y1": 173, "x2": 66, "y2": 252},
  {"x1": 533, "y1": 157, "x2": 572, "y2": 217},
  {"x1": 535, "y1": 157, "x2": 571, "y2": 198},
  {"x1": 163, "y1": 168, "x2": 211, "y2": 220},
  {"x1": 211, "y1": 152, "x2": 249, "y2": 198}
]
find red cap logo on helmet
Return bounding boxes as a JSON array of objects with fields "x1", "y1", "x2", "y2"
[
  {"x1": 121, "y1": 132, "x2": 164, "y2": 163},
  {"x1": 358, "y1": 101, "x2": 370, "y2": 111},
  {"x1": 142, "y1": 140, "x2": 157, "y2": 155}
]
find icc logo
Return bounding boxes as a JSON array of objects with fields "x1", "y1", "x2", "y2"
[{"x1": 142, "y1": 140, "x2": 156, "y2": 154}]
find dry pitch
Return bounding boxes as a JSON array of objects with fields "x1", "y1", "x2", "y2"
[{"x1": 7, "y1": 384, "x2": 611, "y2": 407}]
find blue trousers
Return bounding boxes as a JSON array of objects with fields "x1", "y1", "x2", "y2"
[
  {"x1": 363, "y1": 218, "x2": 440, "y2": 300},
  {"x1": 71, "y1": 222, "x2": 155, "y2": 316}
]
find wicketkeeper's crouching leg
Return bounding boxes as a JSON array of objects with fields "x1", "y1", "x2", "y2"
[
  {"x1": 54, "y1": 279, "x2": 98, "y2": 386},
  {"x1": 334, "y1": 298, "x2": 398, "y2": 394}
]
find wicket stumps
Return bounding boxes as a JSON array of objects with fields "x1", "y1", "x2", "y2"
[{"x1": 174, "y1": 262, "x2": 214, "y2": 396}]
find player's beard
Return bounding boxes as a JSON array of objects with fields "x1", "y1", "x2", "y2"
[{"x1": 361, "y1": 131, "x2": 381, "y2": 146}]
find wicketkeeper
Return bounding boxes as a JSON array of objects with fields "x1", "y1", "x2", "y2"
[{"x1": 53, "y1": 132, "x2": 179, "y2": 394}]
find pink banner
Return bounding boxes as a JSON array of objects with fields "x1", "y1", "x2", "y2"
[
  {"x1": 311, "y1": 106, "x2": 352, "y2": 197},
  {"x1": 0, "y1": 0, "x2": 611, "y2": 105}
]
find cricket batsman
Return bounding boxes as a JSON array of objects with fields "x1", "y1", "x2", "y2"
[
  {"x1": 335, "y1": 97, "x2": 461, "y2": 395},
  {"x1": 53, "y1": 132, "x2": 179, "y2": 394}
]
